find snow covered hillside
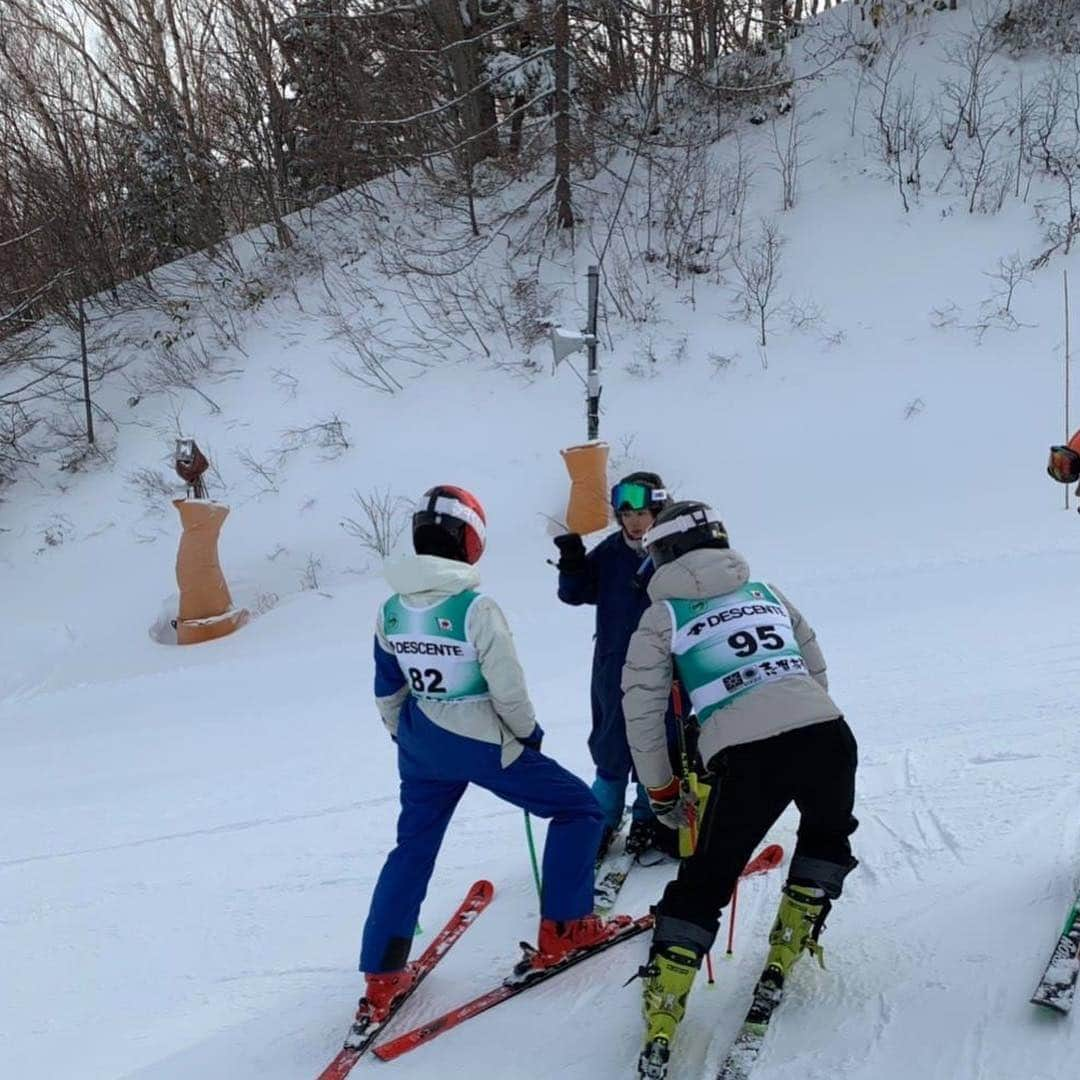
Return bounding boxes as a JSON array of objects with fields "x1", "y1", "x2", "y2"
[{"x1": 4, "y1": 2, "x2": 1080, "y2": 1077}]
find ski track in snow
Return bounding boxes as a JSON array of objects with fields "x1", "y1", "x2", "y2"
[{"x1": 0, "y1": 798, "x2": 401, "y2": 868}]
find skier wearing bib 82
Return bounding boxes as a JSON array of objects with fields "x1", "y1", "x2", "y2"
[
  {"x1": 355, "y1": 485, "x2": 631, "y2": 1029},
  {"x1": 621, "y1": 501, "x2": 859, "y2": 1077}
]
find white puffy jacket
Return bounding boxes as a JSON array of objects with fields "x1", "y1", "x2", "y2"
[
  {"x1": 621, "y1": 547, "x2": 841, "y2": 789},
  {"x1": 375, "y1": 554, "x2": 538, "y2": 767}
]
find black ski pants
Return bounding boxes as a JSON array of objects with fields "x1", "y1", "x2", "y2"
[{"x1": 653, "y1": 717, "x2": 859, "y2": 955}]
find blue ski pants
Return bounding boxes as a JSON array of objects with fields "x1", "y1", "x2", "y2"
[
  {"x1": 591, "y1": 769, "x2": 653, "y2": 830},
  {"x1": 360, "y1": 702, "x2": 604, "y2": 973}
]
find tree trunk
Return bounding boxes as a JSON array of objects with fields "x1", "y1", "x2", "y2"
[
  {"x1": 427, "y1": 0, "x2": 499, "y2": 166},
  {"x1": 764, "y1": 0, "x2": 784, "y2": 46},
  {"x1": 553, "y1": 0, "x2": 573, "y2": 229}
]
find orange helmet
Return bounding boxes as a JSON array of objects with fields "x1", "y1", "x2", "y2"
[{"x1": 413, "y1": 485, "x2": 487, "y2": 564}]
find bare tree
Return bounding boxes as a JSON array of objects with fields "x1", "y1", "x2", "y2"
[
  {"x1": 733, "y1": 218, "x2": 784, "y2": 353},
  {"x1": 340, "y1": 488, "x2": 412, "y2": 557},
  {"x1": 874, "y1": 79, "x2": 933, "y2": 211},
  {"x1": 939, "y1": 3, "x2": 1005, "y2": 148},
  {"x1": 770, "y1": 98, "x2": 811, "y2": 210},
  {"x1": 971, "y1": 252, "x2": 1033, "y2": 339}
]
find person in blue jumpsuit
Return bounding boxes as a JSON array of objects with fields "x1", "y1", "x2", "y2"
[
  {"x1": 554, "y1": 471, "x2": 677, "y2": 859},
  {"x1": 355, "y1": 484, "x2": 629, "y2": 1027}
]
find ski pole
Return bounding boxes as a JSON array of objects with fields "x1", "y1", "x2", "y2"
[
  {"x1": 523, "y1": 811, "x2": 543, "y2": 902},
  {"x1": 726, "y1": 880, "x2": 739, "y2": 955},
  {"x1": 672, "y1": 681, "x2": 691, "y2": 783},
  {"x1": 671, "y1": 681, "x2": 715, "y2": 984}
]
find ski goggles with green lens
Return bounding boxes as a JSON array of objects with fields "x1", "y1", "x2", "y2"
[
  {"x1": 610, "y1": 481, "x2": 667, "y2": 512},
  {"x1": 1048, "y1": 444, "x2": 1080, "y2": 484}
]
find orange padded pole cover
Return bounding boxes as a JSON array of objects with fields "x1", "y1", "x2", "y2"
[
  {"x1": 173, "y1": 499, "x2": 248, "y2": 645},
  {"x1": 560, "y1": 442, "x2": 610, "y2": 535}
]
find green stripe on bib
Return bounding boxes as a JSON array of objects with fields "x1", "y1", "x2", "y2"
[
  {"x1": 382, "y1": 590, "x2": 490, "y2": 701},
  {"x1": 667, "y1": 582, "x2": 807, "y2": 721}
]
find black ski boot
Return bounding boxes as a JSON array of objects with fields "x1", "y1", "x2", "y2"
[
  {"x1": 638, "y1": 1034, "x2": 670, "y2": 1079},
  {"x1": 595, "y1": 824, "x2": 616, "y2": 865},
  {"x1": 626, "y1": 820, "x2": 655, "y2": 857}
]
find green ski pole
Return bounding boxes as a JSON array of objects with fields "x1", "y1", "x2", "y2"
[{"x1": 524, "y1": 811, "x2": 543, "y2": 901}]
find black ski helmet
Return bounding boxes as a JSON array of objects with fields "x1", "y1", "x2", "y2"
[
  {"x1": 643, "y1": 500, "x2": 728, "y2": 567},
  {"x1": 610, "y1": 471, "x2": 671, "y2": 515}
]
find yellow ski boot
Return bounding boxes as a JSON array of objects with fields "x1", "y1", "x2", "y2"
[
  {"x1": 638, "y1": 945, "x2": 700, "y2": 1079},
  {"x1": 764, "y1": 884, "x2": 831, "y2": 980}
]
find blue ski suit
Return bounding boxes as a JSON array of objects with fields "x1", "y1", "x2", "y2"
[
  {"x1": 557, "y1": 531, "x2": 676, "y2": 829},
  {"x1": 360, "y1": 553, "x2": 604, "y2": 974}
]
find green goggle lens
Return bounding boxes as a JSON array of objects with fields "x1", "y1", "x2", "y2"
[{"x1": 611, "y1": 482, "x2": 652, "y2": 511}]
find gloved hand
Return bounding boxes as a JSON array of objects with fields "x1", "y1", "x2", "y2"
[
  {"x1": 520, "y1": 724, "x2": 545, "y2": 752},
  {"x1": 553, "y1": 533, "x2": 587, "y2": 574},
  {"x1": 646, "y1": 777, "x2": 699, "y2": 830}
]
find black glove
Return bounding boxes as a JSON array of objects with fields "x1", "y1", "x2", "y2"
[
  {"x1": 553, "y1": 533, "x2": 587, "y2": 574},
  {"x1": 520, "y1": 724, "x2": 544, "y2": 752}
]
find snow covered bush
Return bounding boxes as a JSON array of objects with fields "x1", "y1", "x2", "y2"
[
  {"x1": 0, "y1": 404, "x2": 37, "y2": 486},
  {"x1": 663, "y1": 48, "x2": 792, "y2": 138},
  {"x1": 114, "y1": 95, "x2": 222, "y2": 268},
  {"x1": 126, "y1": 467, "x2": 179, "y2": 516},
  {"x1": 279, "y1": 416, "x2": 352, "y2": 462},
  {"x1": 507, "y1": 277, "x2": 555, "y2": 350},
  {"x1": 996, "y1": 0, "x2": 1080, "y2": 55},
  {"x1": 710, "y1": 48, "x2": 792, "y2": 113},
  {"x1": 485, "y1": 50, "x2": 555, "y2": 109}
]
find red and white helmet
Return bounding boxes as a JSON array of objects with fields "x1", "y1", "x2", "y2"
[{"x1": 412, "y1": 485, "x2": 487, "y2": 564}]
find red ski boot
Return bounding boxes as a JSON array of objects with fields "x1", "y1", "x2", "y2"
[
  {"x1": 528, "y1": 913, "x2": 634, "y2": 970},
  {"x1": 356, "y1": 966, "x2": 417, "y2": 1024}
]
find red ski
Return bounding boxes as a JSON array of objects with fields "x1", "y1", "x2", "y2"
[
  {"x1": 374, "y1": 844, "x2": 784, "y2": 1063},
  {"x1": 373, "y1": 913, "x2": 654, "y2": 1062},
  {"x1": 315, "y1": 879, "x2": 493, "y2": 1080}
]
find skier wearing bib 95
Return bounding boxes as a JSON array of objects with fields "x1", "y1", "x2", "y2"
[
  {"x1": 621, "y1": 501, "x2": 859, "y2": 1078},
  {"x1": 354, "y1": 485, "x2": 630, "y2": 1030}
]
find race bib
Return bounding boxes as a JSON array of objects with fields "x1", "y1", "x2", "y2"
[
  {"x1": 382, "y1": 591, "x2": 490, "y2": 702},
  {"x1": 668, "y1": 583, "x2": 807, "y2": 720}
]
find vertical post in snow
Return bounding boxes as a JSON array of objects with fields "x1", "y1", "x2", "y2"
[
  {"x1": 79, "y1": 296, "x2": 95, "y2": 446},
  {"x1": 1066, "y1": 269, "x2": 1071, "y2": 511},
  {"x1": 586, "y1": 265, "x2": 599, "y2": 441}
]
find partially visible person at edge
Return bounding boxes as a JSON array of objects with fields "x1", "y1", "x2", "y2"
[
  {"x1": 554, "y1": 471, "x2": 680, "y2": 861},
  {"x1": 1048, "y1": 431, "x2": 1080, "y2": 502},
  {"x1": 620, "y1": 500, "x2": 859, "y2": 1076},
  {"x1": 354, "y1": 485, "x2": 631, "y2": 1029}
]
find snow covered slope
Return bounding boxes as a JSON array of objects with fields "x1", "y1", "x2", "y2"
[{"x1": 4, "y1": 2, "x2": 1080, "y2": 1077}]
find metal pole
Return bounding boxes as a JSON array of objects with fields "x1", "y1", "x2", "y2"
[
  {"x1": 586, "y1": 264, "x2": 599, "y2": 441},
  {"x1": 79, "y1": 296, "x2": 95, "y2": 446},
  {"x1": 1066, "y1": 270, "x2": 1071, "y2": 511}
]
